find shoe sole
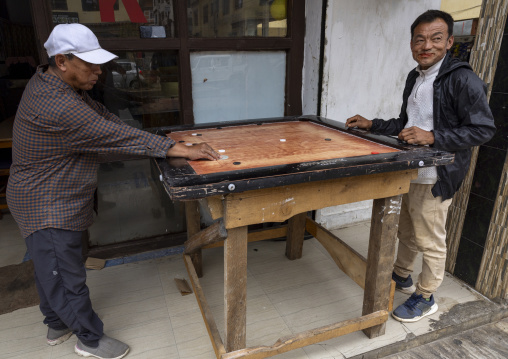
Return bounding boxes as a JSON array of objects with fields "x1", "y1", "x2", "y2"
[
  {"x1": 391, "y1": 303, "x2": 438, "y2": 323},
  {"x1": 74, "y1": 344, "x2": 129, "y2": 359},
  {"x1": 47, "y1": 332, "x2": 73, "y2": 346},
  {"x1": 395, "y1": 284, "x2": 416, "y2": 295}
]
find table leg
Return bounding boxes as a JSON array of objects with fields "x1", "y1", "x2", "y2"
[
  {"x1": 185, "y1": 201, "x2": 203, "y2": 278},
  {"x1": 285, "y1": 212, "x2": 307, "y2": 260},
  {"x1": 224, "y1": 225, "x2": 248, "y2": 352},
  {"x1": 362, "y1": 195, "x2": 402, "y2": 338}
]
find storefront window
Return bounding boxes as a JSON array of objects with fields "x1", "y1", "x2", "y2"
[
  {"x1": 187, "y1": 0, "x2": 287, "y2": 37},
  {"x1": 49, "y1": 0, "x2": 175, "y2": 38},
  {"x1": 88, "y1": 158, "x2": 185, "y2": 246},
  {"x1": 191, "y1": 51, "x2": 285, "y2": 123},
  {"x1": 87, "y1": 50, "x2": 180, "y2": 129},
  {"x1": 84, "y1": 51, "x2": 184, "y2": 244}
]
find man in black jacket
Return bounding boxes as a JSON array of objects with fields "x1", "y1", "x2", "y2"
[{"x1": 346, "y1": 10, "x2": 496, "y2": 323}]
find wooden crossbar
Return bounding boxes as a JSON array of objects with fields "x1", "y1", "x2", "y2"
[
  {"x1": 221, "y1": 310, "x2": 388, "y2": 359},
  {"x1": 306, "y1": 217, "x2": 395, "y2": 312},
  {"x1": 183, "y1": 254, "x2": 226, "y2": 358},
  {"x1": 203, "y1": 226, "x2": 287, "y2": 249},
  {"x1": 184, "y1": 219, "x2": 228, "y2": 254},
  {"x1": 306, "y1": 218, "x2": 367, "y2": 288}
]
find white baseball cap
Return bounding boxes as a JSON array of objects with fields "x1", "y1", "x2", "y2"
[{"x1": 44, "y1": 24, "x2": 118, "y2": 65}]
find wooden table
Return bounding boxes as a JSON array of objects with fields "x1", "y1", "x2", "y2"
[{"x1": 153, "y1": 116, "x2": 454, "y2": 359}]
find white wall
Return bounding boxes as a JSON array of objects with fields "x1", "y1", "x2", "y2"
[{"x1": 316, "y1": 0, "x2": 441, "y2": 229}]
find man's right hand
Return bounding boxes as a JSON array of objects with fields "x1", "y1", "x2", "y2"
[
  {"x1": 345, "y1": 115, "x2": 373, "y2": 130},
  {"x1": 166, "y1": 143, "x2": 220, "y2": 161}
]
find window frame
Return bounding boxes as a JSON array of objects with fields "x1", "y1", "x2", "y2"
[{"x1": 32, "y1": 0, "x2": 305, "y2": 125}]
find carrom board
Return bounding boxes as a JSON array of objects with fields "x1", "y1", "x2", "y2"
[
  {"x1": 155, "y1": 116, "x2": 454, "y2": 200},
  {"x1": 167, "y1": 121, "x2": 400, "y2": 175}
]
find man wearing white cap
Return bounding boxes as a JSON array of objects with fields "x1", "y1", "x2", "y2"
[{"x1": 7, "y1": 24, "x2": 219, "y2": 359}]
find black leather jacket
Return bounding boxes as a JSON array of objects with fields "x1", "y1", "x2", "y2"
[{"x1": 371, "y1": 52, "x2": 496, "y2": 201}]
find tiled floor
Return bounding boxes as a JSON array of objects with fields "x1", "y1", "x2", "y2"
[{"x1": 0, "y1": 212, "x2": 487, "y2": 359}]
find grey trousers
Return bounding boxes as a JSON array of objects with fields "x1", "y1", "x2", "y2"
[{"x1": 25, "y1": 228, "x2": 103, "y2": 347}]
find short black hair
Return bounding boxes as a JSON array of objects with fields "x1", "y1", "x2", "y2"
[
  {"x1": 411, "y1": 10, "x2": 454, "y2": 38},
  {"x1": 48, "y1": 53, "x2": 75, "y2": 67}
]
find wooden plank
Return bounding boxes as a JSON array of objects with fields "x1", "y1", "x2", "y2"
[
  {"x1": 285, "y1": 212, "x2": 307, "y2": 260},
  {"x1": 446, "y1": 0, "x2": 508, "y2": 282},
  {"x1": 204, "y1": 226, "x2": 287, "y2": 249},
  {"x1": 223, "y1": 170, "x2": 416, "y2": 229},
  {"x1": 306, "y1": 218, "x2": 367, "y2": 288},
  {"x1": 221, "y1": 311, "x2": 388, "y2": 359},
  {"x1": 224, "y1": 226, "x2": 248, "y2": 352},
  {"x1": 184, "y1": 219, "x2": 227, "y2": 254},
  {"x1": 184, "y1": 255, "x2": 226, "y2": 358},
  {"x1": 362, "y1": 195, "x2": 402, "y2": 338},
  {"x1": 86, "y1": 232, "x2": 187, "y2": 260},
  {"x1": 248, "y1": 226, "x2": 287, "y2": 242},
  {"x1": 307, "y1": 218, "x2": 396, "y2": 312},
  {"x1": 477, "y1": 154, "x2": 508, "y2": 297},
  {"x1": 185, "y1": 201, "x2": 203, "y2": 277},
  {"x1": 473, "y1": 1, "x2": 508, "y2": 299},
  {"x1": 200, "y1": 197, "x2": 224, "y2": 221},
  {"x1": 389, "y1": 280, "x2": 396, "y2": 312},
  {"x1": 174, "y1": 278, "x2": 192, "y2": 296},
  {"x1": 378, "y1": 317, "x2": 508, "y2": 358}
]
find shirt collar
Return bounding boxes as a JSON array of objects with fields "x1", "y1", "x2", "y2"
[
  {"x1": 37, "y1": 65, "x2": 74, "y2": 91},
  {"x1": 416, "y1": 56, "x2": 445, "y2": 78},
  {"x1": 37, "y1": 64, "x2": 87, "y2": 99}
]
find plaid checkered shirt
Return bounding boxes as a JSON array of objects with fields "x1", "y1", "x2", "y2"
[{"x1": 7, "y1": 65, "x2": 175, "y2": 238}]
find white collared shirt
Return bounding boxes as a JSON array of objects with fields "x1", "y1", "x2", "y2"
[{"x1": 406, "y1": 57, "x2": 445, "y2": 184}]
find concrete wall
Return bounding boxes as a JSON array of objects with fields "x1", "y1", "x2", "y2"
[
  {"x1": 302, "y1": 0, "x2": 323, "y2": 116},
  {"x1": 316, "y1": 0, "x2": 441, "y2": 229}
]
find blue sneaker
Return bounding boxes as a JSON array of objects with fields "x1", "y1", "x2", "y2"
[
  {"x1": 392, "y1": 272, "x2": 416, "y2": 294},
  {"x1": 392, "y1": 293, "x2": 438, "y2": 323}
]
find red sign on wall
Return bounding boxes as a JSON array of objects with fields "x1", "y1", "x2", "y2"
[{"x1": 99, "y1": 0, "x2": 147, "y2": 23}]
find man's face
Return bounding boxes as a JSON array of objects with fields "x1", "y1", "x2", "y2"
[
  {"x1": 61, "y1": 56, "x2": 102, "y2": 91},
  {"x1": 410, "y1": 18, "x2": 454, "y2": 70}
]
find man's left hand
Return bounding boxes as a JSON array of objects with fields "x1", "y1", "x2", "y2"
[{"x1": 398, "y1": 126, "x2": 434, "y2": 145}]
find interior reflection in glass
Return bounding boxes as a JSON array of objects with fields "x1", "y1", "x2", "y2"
[{"x1": 88, "y1": 51, "x2": 180, "y2": 129}]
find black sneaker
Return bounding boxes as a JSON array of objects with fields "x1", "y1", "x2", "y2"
[
  {"x1": 75, "y1": 335, "x2": 129, "y2": 359},
  {"x1": 47, "y1": 327, "x2": 73, "y2": 346},
  {"x1": 392, "y1": 272, "x2": 416, "y2": 294}
]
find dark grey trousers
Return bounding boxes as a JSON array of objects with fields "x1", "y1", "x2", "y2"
[{"x1": 25, "y1": 228, "x2": 103, "y2": 347}]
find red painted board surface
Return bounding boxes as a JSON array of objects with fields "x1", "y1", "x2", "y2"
[{"x1": 167, "y1": 121, "x2": 400, "y2": 175}]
